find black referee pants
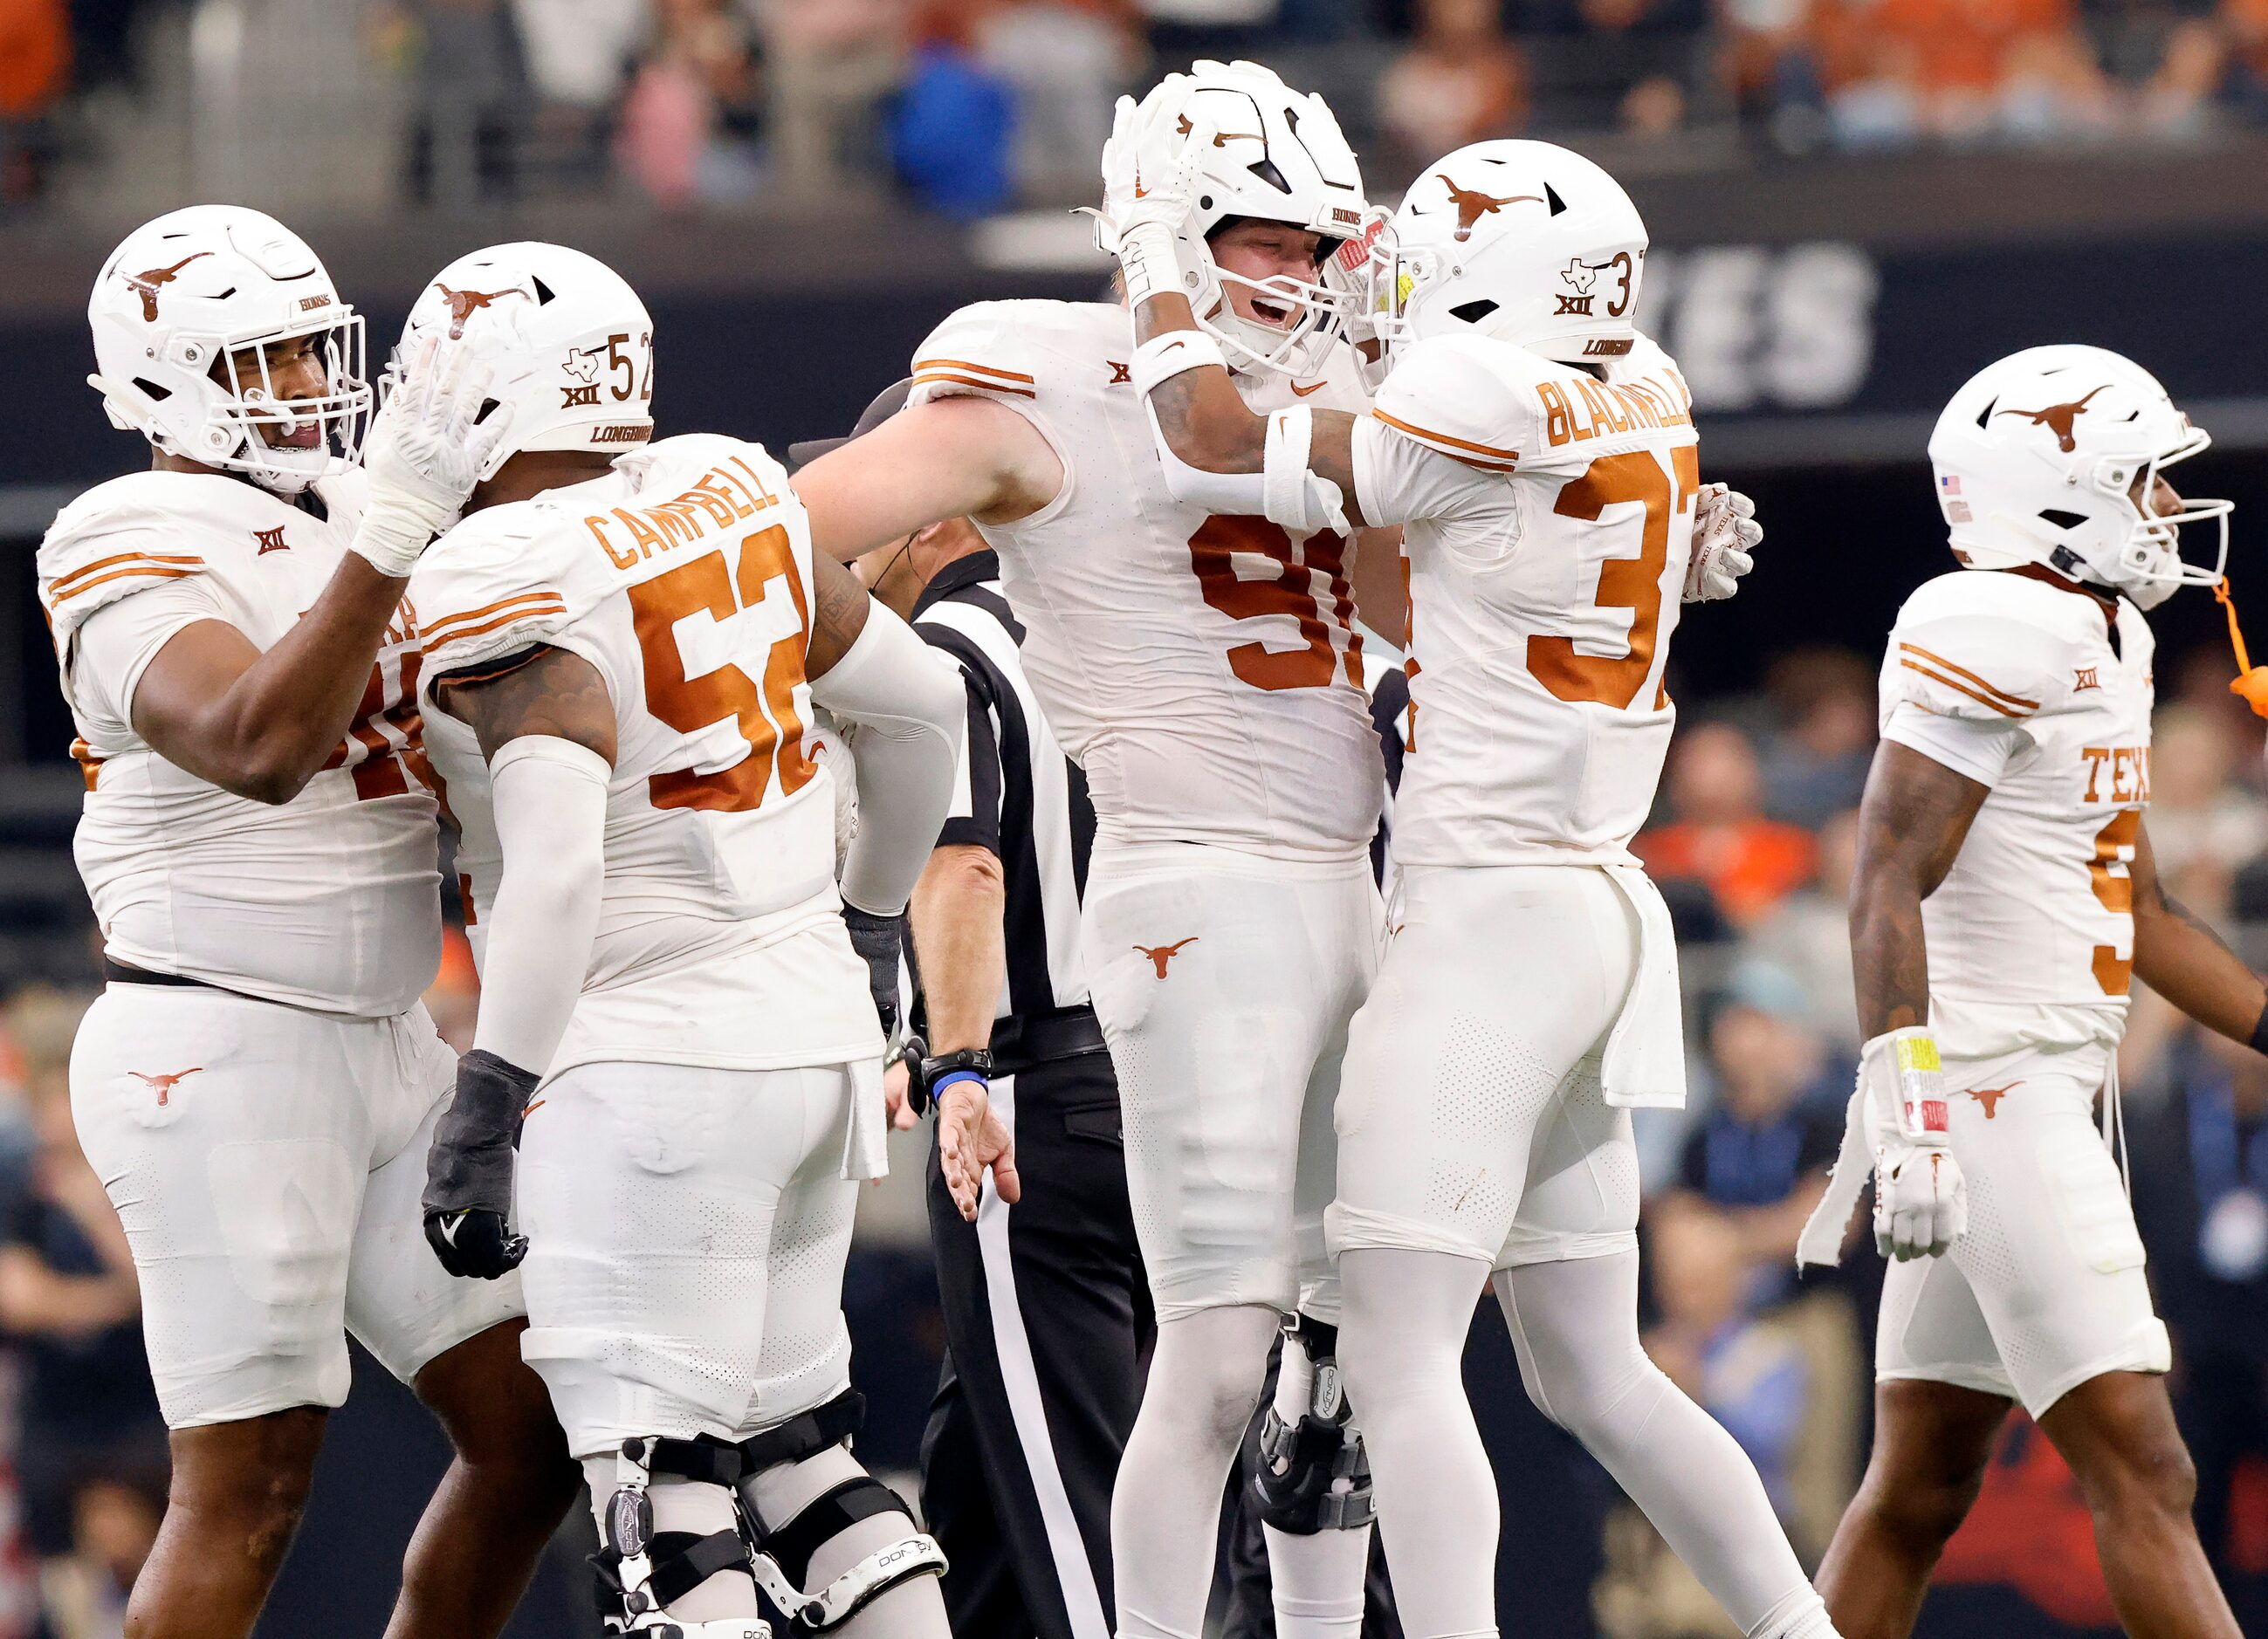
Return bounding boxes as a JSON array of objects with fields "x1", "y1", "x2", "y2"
[{"x1": 920, "y1": 1050, "x2": 1153, "y2": 1639}]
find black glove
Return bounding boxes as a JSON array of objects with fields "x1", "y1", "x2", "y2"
[
  {"x1": 843, "y1": 905, "x2": 907, "y2": 1040},
  {"x1": 423, "y1": 1048, "x2": 538, "y2": 1280}
]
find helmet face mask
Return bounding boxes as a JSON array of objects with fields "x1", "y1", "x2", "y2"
[
  {"x1": 1152, "y1": 61, "x2": 1372, "y2": 378},
  {"x1": 88, "y1": 205, "x2": 372, "y2": 495},
  {"x1": 1928, "y1": 345, "x2": 2232, "y2": 611}
]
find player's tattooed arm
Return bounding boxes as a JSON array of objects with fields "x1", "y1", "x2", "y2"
[
  {"x1": 2130, "y1": 820, "x2": 2268, "y2": 1053},
  {"x1": 804, "y1": 551, "x2": 873, "y2": 677},
  {"x1": 432, "y1": 644, "x2": 618, "y2": 765},
  {"x1": 1131, "y1": 298, "x2": 1370, "y2": 525},
  {"x1": 1848, "y1": 741, "x2": 1990, "y2": 1039},
  {"x1": 127, "y1": 556, "x2": 422, "y2": 805}
]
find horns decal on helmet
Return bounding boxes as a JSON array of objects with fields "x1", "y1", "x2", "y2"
[
  {"x1": 1993, "y1": 385, "x2": 2111, "y2": 454},
  {"x1": 121, "y1": 252, "x2": 212, "y2": 322},
  {"x1": 435, "y1": 285, "x2": 526, "y2": 340},
  {"x1": 1435, "y1": 175, "x2": 1543, "y2": 242}
]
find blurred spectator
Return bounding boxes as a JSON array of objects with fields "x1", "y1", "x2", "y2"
[
  {"x1": 1664, "y1": 959, "x2": 1844, "y2": 1283},
  {"x1": 0, "y1": 0, "x2": 69, "y2": 203},
  {"x1": 36, "y1": 1465, "x2": 163, "y2": 1639},
  {"x1": 974, "y1": 0, "x2": 1140, "y2": 197},
  {"x1": 889, "y1": 19, "x2": 1018, "y2": 216},
  {"x1": 2130, "y1": 1029, "x2": 2268, "y2": 1609},
  {"x1": 1141, "y1": 0, "x2": 1282, "y2": 65},
  {"x1": 514, "y1": 0, "x2": 655, "y2": 191},
  {"x1": 402, "y1": 0, "x2": 530, "y2": 208},
  {"x1": 1823, "y1": 0, "x2": 2115, "y2": 147},
  {"x1": 2223, "y1": 0, "x2": 2268, "y2": 121},
  {"x1": 1746, "y1": 808, "x2": 1862, "y2": 1055},
  {"x1": 1720, "y1": 0, "x2": 1834, "y2": 149},
  {"x1": 1378, "y1": 0, "x2": 1529, "y2": 167},
  {"x1": 0, "y1": 992, "x2": 163, "y2": 1624},
  {"x1": 2147, "y1": 701, "x2": 2268, "y2": 916},
  {"x1": 617, "y1": 0, "x2": 765, "y2": 207},
  {"x1": 1760, "y1": 647, "x2": 1875, "y2": 827},
  {"x1": 759, "y1": 0, "x2": 909, "y2": 201},
  {"x1": 1645, "y1": 1211, "x2": 1811, "y2": 1517},
  {"x1": 1639, "y1": 723, "x2": 1819, "y2": 926}
]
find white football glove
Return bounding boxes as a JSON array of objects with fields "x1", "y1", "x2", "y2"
[
  {"x1": 350, "y1": 338, "x2": 512, "y2": 578},
  {"x1": 1860, "y1": 1027, "x2": 1968, "y2": 1261},
  {"x1": 1089, "y1": 83, "x2": 1213, "y2": 307},
  {"x1": 1682, "y1": 482, "x2": 1762, "y2": 603}
]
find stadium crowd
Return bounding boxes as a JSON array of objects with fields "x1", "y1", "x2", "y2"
[
  {"x1": 0, "y1": 622, "x2": 2265, "y2": 1636},
  {"x1": 8, "y1": 0, "x2": 2268, "y2": 211}
]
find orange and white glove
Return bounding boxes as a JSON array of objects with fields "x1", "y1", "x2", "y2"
[{"x1": 1861, "y1": 1026, "x2": 1968, "y2": 1260}]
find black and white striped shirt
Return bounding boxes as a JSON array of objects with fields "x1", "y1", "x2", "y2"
[{"x1": 912, "y1": 550, "x2": 1096, "y2": 1019}]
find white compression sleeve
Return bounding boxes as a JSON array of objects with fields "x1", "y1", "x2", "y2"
[
  {"x1": 1140, "y1": 401, "x2": 1350, "y2": 537},
  {"x1": 809, "y1": 603, "x2": 964, "y2": 917},
  {"x1": 471, "y1": 735, "x2": 609, "y2": 1076}
]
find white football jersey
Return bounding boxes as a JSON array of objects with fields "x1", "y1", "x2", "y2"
[
  {"x1": 39, "y1": 469, "x2": 441, "y2": 1017},
  {"x1": 409, "y1": 434, "x2": 876, "y2": 1076},
  {"x1": 1350, "y1": 332, "x2": 1701, "y2": 869},
  {"x1": 897, "y1": 300, "x2": 1384, "y2": 861},
  {"x1": 1878, "y1": 569, "x2": 2154, "y2": 1061}
]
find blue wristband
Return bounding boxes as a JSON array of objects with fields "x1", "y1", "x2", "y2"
[{"x1": 931, "y1": 1069, "x2": 989, "y2": 1101}]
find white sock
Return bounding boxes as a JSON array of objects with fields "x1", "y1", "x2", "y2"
[
  {"x1": 1260, "y1": 1329, "x2": 1371, "y2": 1639},
  {"x1": 1334, "y1": 1248, "x2": 1502, "y2": 1639},
  {"x1": 583, "y1": 1456, "x2": 759, "y2": 1622},
  {"x1": 1110, "y1": 1304, "x2": 1282, "y2": 1639},
  {"x1": 1494, "y1": 1252, "x2": 1840, "y2": 1639}
]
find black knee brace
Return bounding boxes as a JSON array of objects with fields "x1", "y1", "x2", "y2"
[{"x1": 1252, "y1": 1316, "x2": 1376, "y2": 1533}]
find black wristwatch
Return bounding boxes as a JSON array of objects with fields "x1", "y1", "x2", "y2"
[{"x1": 898, "y1": 1037, "x2": 993, "y2": 1117}]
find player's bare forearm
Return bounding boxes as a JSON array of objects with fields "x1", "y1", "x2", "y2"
[
  {"x1": 792, "y1": 397, "x2": 1061, "y2": 557},
  {"x1": 433, "y1": 644, "x2": 618, "y2": 765},
  {"x1": 1850, "y1": 742, "x2": 1989, "y2": 1039},
  {"x1": 129, "y1": 552, "x2": 410, "y2": 804},
  {"x1": 909, "y1": 844, "x2": 1007, "y2": 1055},
  {"x1": 2130, "y1": 821, "x2": 2268, "y2": 1049},
  {"x1": 805, "y1": 552, "x2": 873, "y2": 675}
]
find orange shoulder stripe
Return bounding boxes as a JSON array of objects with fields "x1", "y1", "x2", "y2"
[
  {"x1": 425, "y1": 601, "x2": 569, "y2": 652},
  {"x1": 912, "y1": 357, "x2": 1035, "y2": 385},
  {"x1": 1370, "y1": 408, "x2": 1519, "y2": 470},
  {"x1": 1896, "y1": 642, "x2": 2039, "y2": 710},
  {"x1": 1899, "y1": 658, "x2": 2031, "y2": 718},
  {"x1": 423, "y1": 590, "x2": 568, "y2": 643},
  {"x1": 911, "y1": 370, "x2": 1037, "y2": 400},
  {"x1": 47, "y1": 564, "x2": 198, "y2": 605},
  {"x1": 49, "y1": 551, "x2": 204, "y2": 596}
]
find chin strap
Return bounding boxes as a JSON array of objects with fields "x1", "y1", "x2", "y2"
[{"x1": 2213, "y1": 575, "x2": 2268, "y2": 719}]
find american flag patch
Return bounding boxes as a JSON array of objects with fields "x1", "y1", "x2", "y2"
[{"x1": 1939, "y1": 475, "x2": 1962, "y2": 496}]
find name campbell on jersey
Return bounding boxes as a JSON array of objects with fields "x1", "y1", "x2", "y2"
[
  {"x1": 1351, "y1": 330, "x2": 1701, "y2": 869},
  {"x1": 409, "y1": 434, "x2": 876, "y2": 1075},
  {"x1": 904, "y1": 299, "x2": 1385, "y2": 861},
  {"x1": 40, "y1": 468, "x2": 441, "y2": 1015},
  {"x1": 1879, "y1": 569, "x2": 2154, "y2": 1060}
]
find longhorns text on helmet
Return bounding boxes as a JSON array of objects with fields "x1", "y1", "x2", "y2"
[{"x1": 87, "y1": 204, "x2": 373, "y2": 497}]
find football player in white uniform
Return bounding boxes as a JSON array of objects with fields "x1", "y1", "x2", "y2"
[
  {"x1": 789, "y1": 62, "x2": 1398, "y2": 1639},
  {"x1": 1800, "y1": 346, "x2": 2250, "y2": 1639},
  {"x1": 399, "y1": 242, "x2": 971, "y2": 1638},
  {"x1": 1107, "y1": 106, "x2": 1851, "y2": 1639},
  {"x1": 38, "y1": 206, "x2": 578, "y2": 1639}
]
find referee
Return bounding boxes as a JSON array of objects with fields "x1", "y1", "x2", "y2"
[{"x1": 791, "y1": 386, "x2": 1152, "y2": 1639}]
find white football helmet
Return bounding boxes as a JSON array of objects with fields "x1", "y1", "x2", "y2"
[
  {"x1": 1373, "y1": 141, "x2": 1646, "y2": 367},
  {"x1": 1133, "y1": 60, "x2": 1371, "y2": 377},
  {"x1": 87, "y1": 204, "x2": 370, "y2": 495},
  {"x1": 1928, "y1": 346, "x2": 2231, "y2": 610},
  {"x1": 394, "y1": 242, "x2": 654, "y2": 481}
]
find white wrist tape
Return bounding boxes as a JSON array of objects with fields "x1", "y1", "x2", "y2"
[
  {"x1": 1263, "y1": 407, "x2": 1350, "y2": 537},
  {"x1": 1117, "y1": 220, "x2": 1186, "y2": 312},
  {"x1": 1131, "y1": 330, "x2": 1229, "y2": 400},
  {"x1": 471, "y1": 734, "x2": 610, "y2": 1076},
  {"x1": 1862, "y1": 1026, "x2": 1951, "y2": 1143},
  {"x1": 348, "y1": 472, "x2": 456, "y2": 579}
]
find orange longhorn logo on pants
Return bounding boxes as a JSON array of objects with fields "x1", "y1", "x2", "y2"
[{"x1": 1134, "y1": 938, "x2": 1199, "y2": 978}]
